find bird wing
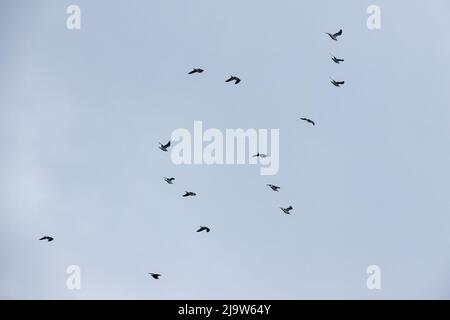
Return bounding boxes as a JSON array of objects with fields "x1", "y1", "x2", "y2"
[
  {"x1": 334, "y1": 29, "x2": 342, "y2": 37},
  {"x1": 235, "y1": 78, "x2": 241, "y2": 84},
  {"x1": 188, "y1": 70, "x2": 195, "y2": 74},
  {"x1": 337, "y1": 81, "x2": 345, "y2": 85},
  {"x1": 225, "y1": 77, "x2": 233, "y2": 82},
  {"x1": 163, "y1": 141, "x2": 171, "y2": 148}
]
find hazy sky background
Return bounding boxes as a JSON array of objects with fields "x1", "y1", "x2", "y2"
[{"x1": 1, "y1": 0, "x2": 450, "y2": 299}]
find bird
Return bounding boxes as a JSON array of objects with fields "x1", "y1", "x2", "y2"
[
  {"x1": 225, "y1": 76, "x2": 241, "y2": 84},
  {"x1": 183, "y1": 191, "x2": 197, "y2": 197},
  {"x1": 300, "y1": 118, "x2": 315, "y2": 126},
  {"x1": 326, "y1": 29, "x2": 343, "y2": 41},
  {"x1": 330, "y1": 78, "x2": 345, "y2": 87},
  {"x1": 280, "y1": 206, "x2": 293, "y2": 214},
  {"x1": 149, "y1": 273, "x2": 161, "y2": 279},
  {"x1": 163, "y1": 177, "x2": 175, "y2": 184},
  {"x1": 330, "y1": 54, "x2": 344, "y2": 64},
  {"x1": 188, "y1": 68, "x2": 204, "y2": 74},
  {"x1": 252, "y1": 153, "x2": 268, "y2": 158},
  {"x1": 267, "y1": 184, "x2": 280, "y2": 192},
  {"x1": 39, "y1": 236, "x2": 54, "y2": 242},
  {"x1": 196, "y1": 226, "x2": 210, "y2": 233},
  {"x1": 159, "y1": 141, "x2": 171, "y2": 152}
]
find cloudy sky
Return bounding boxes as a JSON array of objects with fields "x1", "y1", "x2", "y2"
[{"x1": 1, "y1": 0, "x2": 450, "y2": 299}]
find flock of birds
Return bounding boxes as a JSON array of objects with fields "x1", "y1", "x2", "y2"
[{"x1": 38, "y1": 29, "x2": 345, "y2": 282}]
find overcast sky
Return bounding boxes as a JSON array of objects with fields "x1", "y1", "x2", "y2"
[{"x1": 1, "y1": 0, "x2": 450, "y2": 299}]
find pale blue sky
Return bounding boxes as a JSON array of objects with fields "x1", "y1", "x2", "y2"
[{"x1": 1, "y1": 0, "x2": 450, "y2": 299}]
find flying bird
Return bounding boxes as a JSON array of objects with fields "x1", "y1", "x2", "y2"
[
  {"x1": 196, "y1": 226, "x2": 210, "y2": 233},
  {"x1": 149, "y1": 273, "x2": 161, "y2": 279},
  {"x1": 280, "y1": 206, "x2": 293, "y2": 214},
  {"x1": 326, "y1": 29, "x2": 343, "y2": 41},
  {"x1": 39, "y1": 236, "x2": 54, "y2": 242},
  {"x1": 159, "y1": 141, "x2": 171, "y2": 152},
  {"x1": 163, "y1": 177, "x2": 175, "y2": 184},
  {"x1": 300, "y1": 118, "x2": 315, "y2": 126},
  {"x1": 225, "y1": 76, "x2": 241, "y2": 84},
  {"x1": 330, "y1": 78, "x2": 345, "y2": 87},
  {"x1": 267, "y1": 184, "x2": 280, "y2": 192},
  {"x1": 183, "y1": 191, "x2": 197, "y2": 197},
  {"x1": 252, "y1": 153, "x2": 268, "y2": 158},
  {"x1": 188, "y1": 68, "x2": 204, "y2": 74},
  {"x1": 330, "y1": 54, "x2": 344, "y2": 64}
]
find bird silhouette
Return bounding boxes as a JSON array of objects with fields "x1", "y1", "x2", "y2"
[
  {"x1": 159, "y1": 141, "x2": 171, "y2": 152},
  {"x1": 183, "y1": 191, "x2": 197, "y2": 197},
  {"x1": 252, "y1": 153, "x2": 268, "y2": 158},
  {"x1": 188, "y1": 68, "x2": 204, "y2": 74},
  {"x1": 164, "y1": 177, "x2": 175, "y2": 184},
  {"x1": 196, "y1": 226, "x2": 210, "y2": 233},
  {"x1": 149, "y1": 273, "x2": 161, "y2": 279},
  {"x1": 39, "y1": 236, "x2": 54, "y2": 242},
  {"x1": 330, "y1": 54, "x2": 344, "y2": 64},
  {"x1": 280, "y1": 206, "x2": 293, "y2": 214},
  {"x1": 326, "y1": 29, "x2": 343, "y2": 41},
  {"x1": 300, "y1": 118, "x2": 315, "y2": 126},
  {"x1": 225, "y1": 76, "x2": 241, "y2": 84},
  {"x1": 330, "y1": 78, "x2": 345, "y2": 87},
  {"x1": 267, "y1": 184, "x2": 280, "y2": 191}
]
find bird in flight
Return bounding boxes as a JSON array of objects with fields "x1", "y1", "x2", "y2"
[
  {"x1": 330, "y1": 78, "x2": 345, "y2": 87},
  {"x1": 225, "y1": 76, "x2": 241, "y2": 84},
  {"x1": 159, "y1": 141, "x2": 171, "y2": 152},
  {"x1": 163, "y1": 177, "x2": 175, "y2": 184},
  {"x1": 267, "y1": 184, "x2": 280, "y2": 192},
  {"x1": 280, "y1": 206, "x2": 293, "y2": 214},
  {"x1": 183, "y1": 191, "x2": 197, "y2": 197},
  {"x1": 39, "y1": 236, "x2": 54, "y2": 242},
  {"x1": 149, "y1": 273, "x2": 161, "y2": 279},
  {"x1": 252, "y1": 153, "x2": 268, "y2": 158},
  {"x1": 188, "y1": 68, "x2": 204, "y2": 74},
  {"x1": 300, "y1": 118, "x2": 315, "y2": 126},
  {"x1": 330, "y1": 54, "x2": 344, "y2": 64},
  {"x1": 197, "y1": 226, "x2": 210, "y2": 233},
  {"x1": 326, "y1": 29, "x2": 343, "y2": 41}
]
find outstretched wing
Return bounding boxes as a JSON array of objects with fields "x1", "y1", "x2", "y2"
[
  {"x1": 333, "y1": 29, "x2": 342, "y2": 37},
  {"x1": 163, "y1": 141, "x2": 171, "y2": 148},
  {"x1": 235, "y1": 78, "x2": 241, "y2": 84},
  {"x1": 225, "y1": 77, "x2": 233, "y2": 82}
]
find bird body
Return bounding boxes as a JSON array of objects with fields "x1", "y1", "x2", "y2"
[
  {"x1": 267, "y1": 184, "x2": 280, "y2": 191},
  {"x1": 183, "y1": 191, "x2": 197, "y2": 197},
  {"x1": 39, "y1": 236, "x2": 54, "y2": 242},
  {"x1": 225, "y1": 76, "x2": 241, "y2": 84},
  {"x1": 300, "y1": 118, "x2": 315, "y2": 126},
  {"x1": 159, "y1": 141, "x2": 171, "y2": 152},
  {"x1": 326, "y1": 29, "x2": 343, "y2": 41},
  {"x1": 188, "y1": 68, "x2": 204, "y2": 74},
  {"x1": 149, "y1": 273, "x2": 161, "y2": 279},
  {"x1": 164, "y1": 177, "x2": 175, "y2": 184},
  {"x1": 197, "y1": 226, "x2": 210, "y2": 233},
  {"x1": 280, "y1": 206, "x2": 293, "y2": 214}
]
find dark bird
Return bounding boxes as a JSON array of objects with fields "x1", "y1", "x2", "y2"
[
  {"x1": 330, "y1": 54, "x2": 344, "y2": 64},
  {"x1": 267, "y1": 184, "x2": 280, "y2": 192},
  {"x1": 39, "y1": 236, "x2": 54, "y2": 242},
  {"x1": 188, "y1": 68, "x2": 204, "y2": 74},
  {"x1": 300, "y1": 118, "x2": 315, "y2": 126},
  {"x1": 330, "y1": 78, "x2": 345, "y2": 87},
  {"x1": 252, "y1": 153, "x2": 268, "y2": 158},
  {"x1": 159, "y1": 141, "x2": 171, "y2": 152},
  {"x1": 163, "y1": 177, "x2": 175, "y2": 184},
  {"x1": 280, "y1": 206, "x2": 293, "y2": 214},
  {"x1": 196, "y1": 226, "x2": 210, "y2": 233},
  {"x1": 326, "y1": 29, "x2": 343, "y2": 41},
  {"x1": 183, "y1": 191, "x2": 197, "y2": 197},
  {"x1": 149, "y1": 273, "x2": 161, "y2": 279},
  {"x1": 225, "y1": 76, "x2": 241, "y2": 84}
]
